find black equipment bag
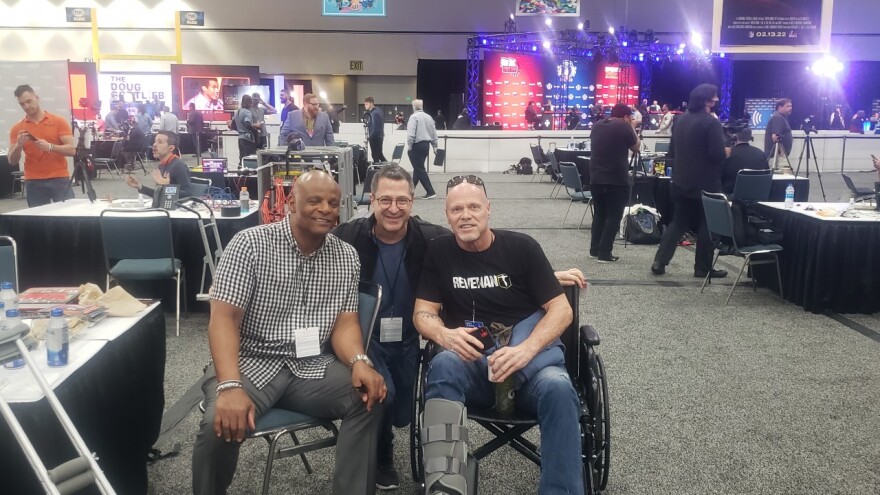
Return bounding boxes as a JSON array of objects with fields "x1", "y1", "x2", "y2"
[
  {"x1": 517, "y1": 157, "x2": 533, "y2": 175},
  {"x1": 625, "y1": 208, "x2": 662, "y2": 244}
]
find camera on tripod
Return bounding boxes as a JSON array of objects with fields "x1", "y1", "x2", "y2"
[
  {"x1": 801, "y1": 116, "x2": 818, "y2": 134},
  {"x1": 722, "y1": 119, "x2": 749, "y2": 144}
]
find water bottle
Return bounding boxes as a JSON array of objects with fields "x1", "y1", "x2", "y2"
[
  {"x1": 46, "y1": 307, "x2": 69, "y2": 367},
  {"x1": 2, "y1": 309, "x2": 27, "y2": 369},
  {"x1": 0, "y1": 282, "x2": 17, "y2": 311},
  {"x1": 240, "y1": 187, "x2": 250, "y2": 214},
  {"x1": 784, "y1": 183, "x2": 795, "y2": 209},
  {"x1": 0, "y1": 304, "x2": 21, "y2": 369}
]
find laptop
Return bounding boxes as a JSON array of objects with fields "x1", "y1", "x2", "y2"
[{"x1": 200, "y1": 158, "x2": 228, "y2": 173}]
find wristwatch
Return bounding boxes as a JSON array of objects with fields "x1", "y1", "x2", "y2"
[{"x1": 348, "y1": 354, "x2": 373, "y2": 369}]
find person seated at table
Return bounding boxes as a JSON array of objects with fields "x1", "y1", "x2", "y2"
[
  {"x1": 191, "y1": 170, "x2": 386, "y2": 495},
  {"x1": 721, "y1": 128, "x2": 768, "y2": 195},
  {"x1": 124, "y1": 131, "x2": 192, "y2": 198},
  {"x1": 413, "y1": 175, "x2": 583, "y2": 495}
]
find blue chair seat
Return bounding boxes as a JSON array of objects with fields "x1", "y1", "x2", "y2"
[
  {"x1": 738, "y1": 244, "x2": 782, "y2": 255},
  {"x1": 570, "y1": 191, "x2": 592, "y2": 201},
  {"x1": 252, "y1": 408, "x2": 327, "y2": 435},
  {"x1": 110, "y1": 258, "x2": 181, "y2": 279}
]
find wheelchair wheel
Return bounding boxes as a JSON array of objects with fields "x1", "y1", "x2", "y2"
[{"x1": 594, "y1": 354, "x2": 611, "y2": 491}]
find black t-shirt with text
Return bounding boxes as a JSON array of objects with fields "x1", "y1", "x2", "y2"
[{"x1": 416, "y1": 230, "x2": 563, "y2": 328}]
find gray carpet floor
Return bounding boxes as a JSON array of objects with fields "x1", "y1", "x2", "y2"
[{"x1": 4, "y1": 160, "x2": 879, "y2": 494}]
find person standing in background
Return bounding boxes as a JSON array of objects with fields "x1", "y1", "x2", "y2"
[
  {"x1": 588, "y1": 104, "x2": 639, "y2": 263},
  {"x1": 187, "y1": 103, "x2": 205, "y2": 157},
  {"x1": 406, "y1": 99, "x2": 438, "y2": 199},
  {"x1": 8, "y1": 84, "x2": 76, "y2": 207},
  {"x1": 160, "y1": 106, "x2": 179, "y2": 134},
  {"x1": 250, "y1": 92, "x2": 276, "y2": 149},
  {"x1": 365, "y1": 96, "x2": 387, "y2": 163},
  {"x1": 328, "y1": 104, "x2": 346, "y2": 134},
  {"x1": 656, "y1": 104, "x2": 674, "y2": 135},
  {"x1": 850, "y1": 110, "x2": 867, "y2": 134},
  {"x1": 136, "y1": 104, "x2": 152, "y2": 136},
  {"x1": 104, "y1": 101, "x2": 121, "y2": 133},
  {"x1": 234, "y1": 94, "x2": 261, "y2": 164},
  {"x1": 279, "y1": 93, "x2": 334, "y2": 147},
  {"x1": 651, "y1": 84, "x2": 728, "y2": 279},
  {"x1": 763, "y1": 98, "x2": 793, "y2": 160}
]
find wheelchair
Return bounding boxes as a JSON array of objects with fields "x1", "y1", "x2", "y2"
[{"x1": 409, "y1": 285, "x2": 611, "y2": 494}]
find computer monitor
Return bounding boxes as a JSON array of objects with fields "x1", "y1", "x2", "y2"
[
  {"x1": 201, "y1": 158, "x2": 227, "y2": 173},
  {"x1": 654, "y1": 141, "x2": 670, "y2": 153}
]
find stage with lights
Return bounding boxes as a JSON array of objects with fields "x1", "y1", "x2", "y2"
[{"x1": 466, "y1": 28, "x2": 731, "y2": 130}]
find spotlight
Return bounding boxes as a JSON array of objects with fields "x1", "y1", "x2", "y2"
[
  {"x1": 482, "y1": 39, "x2": 487, "y2": 45},
  {"x1": 719, "y1": 52, "x2": 726, "y2": 58},
  {"x1": 608, "y1": 26, "x2": 615, "y2": 35},
  {"x1": 703, "y1": 49, "x2": 710, "y2": 55},
  {"x1": 577, "y1": 22, "x2": 584, "y2": 30},
  {"x1": 811, "y1": 56, "x2": 844, "y2": 78},
  {"x1": 679, "y1": 43, "x2": 686, "y2": 49},
  {"x1": 622, "y1": 41, "x2": 628, "y2": 47},
  {"x1": 319, "y1": 91, "x2": 328, "y2": 100},
  {"x1": 545, "y1": 18, "x2": 552, "y2": 27},
  {"x1": 676, "y1": 48, "x2": 684, "y2": 55},
  {"x1": 531, "y1": 45, "x2": 538, "y2": 52},
  {"x1": 510, "y1": 13, "x2": 515, "y2": 21},
  {"x1": 638, "y1": 53, "x2": 645, "y2": 61},
  {"x1": 542, "y1": 40, "x2": 551, "y2": 49},
  {"x1": 691, "y1": 31, "x2": 703, "y2": 47}
]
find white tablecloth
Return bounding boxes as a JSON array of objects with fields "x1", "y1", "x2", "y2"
[{"x1": 759, "y1": 202, "x2": 880, "y2": 222}]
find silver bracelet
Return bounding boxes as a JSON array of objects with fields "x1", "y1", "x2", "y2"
[{"x1": 216, "y1": 379, "x2": 244, "y2": 394}]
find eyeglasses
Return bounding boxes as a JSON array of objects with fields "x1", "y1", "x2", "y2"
[
  {"x1": 375, "y1": 197, "x2": 413, "y2": 208},
  {"x1": 446, "y1": 175, "x2": 487, "y2": 195}
]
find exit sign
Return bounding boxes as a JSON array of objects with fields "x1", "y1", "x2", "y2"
[{"x1": 350, "y1": 60, "x2": 364, "y2": 71}]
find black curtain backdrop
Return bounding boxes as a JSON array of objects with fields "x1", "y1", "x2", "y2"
[
  {"x1": 417, "y1": 59, "x2": 467, "y2": 129},
  {"x1": 648, "y1": 60, "x2": 725, "y2": 112}
]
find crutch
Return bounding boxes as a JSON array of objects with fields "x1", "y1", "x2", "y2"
[{"x1": 0, "y1": 334, "x2": 116, "y2": 495}]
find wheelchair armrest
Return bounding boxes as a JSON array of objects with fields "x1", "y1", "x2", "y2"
[{"x1": 580, "y1": 324, "x2": 600, "y2": 347}]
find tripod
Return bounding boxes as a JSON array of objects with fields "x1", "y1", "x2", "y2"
[
  {"x1": 793, "y1": 130, "x2": 827, "y2": 201},
  {"x1": 770, "y1": 141, "x2": 792, "y2": 173},
  {"x1": 623, "y1": 145, "x2": 644, "y2": 249},
  {"x1": 68, "y1": 121, "x2": 97, "y2": 203}
]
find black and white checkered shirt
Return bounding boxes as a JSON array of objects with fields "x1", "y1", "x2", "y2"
[{"x1": 209, "y1": 218, "x2": 361, "y2": 389}]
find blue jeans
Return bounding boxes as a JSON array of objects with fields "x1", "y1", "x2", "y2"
[
  {"x1": 425, "y1": 352, "x2": 583, "y2": 495},
  {"x1": 369, "y1": 338, "x2": 419, "y2": 463},
  {"x1": 26, "y1": 177, "x2": 74, "y2": 207}
]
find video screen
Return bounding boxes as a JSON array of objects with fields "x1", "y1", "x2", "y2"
[
  {"x1": 222, "y1": 85, "x2": 270, "y2": 111},
  {"x1": 170, "y1": 65, "x2": 261, "y2": 119},
  {"x1": 181, "y1": 76, "x2": 251, "y2": 112}
]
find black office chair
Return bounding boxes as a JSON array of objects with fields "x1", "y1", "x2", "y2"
[
  {"x1": 732, "y1": 169, "x2": 773, "y2": 202},
  {"x1": 354, "y1": 165, "x2": 383, "y2": 206},
  {"x1": 245, "y1": 281, "x2": 381, "y2": 495},
  {"x1": 701, "y1": 191, "x2": 784, "y2": 305},
  {"x1": 410, "y1": 285, "x2": 611, "y2": 495},
  {"x1": 189, "y1": 177, "x2": 211, "y2": 197},
  {"x1": 841, "y1": 174, "x2": 875, "y2": 202}
]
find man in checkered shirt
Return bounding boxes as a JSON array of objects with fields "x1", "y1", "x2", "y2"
[{"x1": 192, "y1": 170, "x2": 387, "y2": 494}]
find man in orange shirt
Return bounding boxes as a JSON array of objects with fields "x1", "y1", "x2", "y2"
[{"x1": 8, "y1": 84, "x2": 76, "y2": 207}]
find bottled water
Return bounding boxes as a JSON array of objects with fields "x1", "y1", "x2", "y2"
[
  {"x1": 240, "y1": 187, "x2": 250, "y2": 214},
  {"x1": 46, "y1": 307, "x2": 69, "y2": 367},
  {"x1": 0, "y1": 282, "x2": 16, "y2": 311},
  {"x1": 2, "y1": 309, "x2": 27, "y2": 369},
  {"x1": 784, "y1": 183, "x2": 794, "y2": 209}
]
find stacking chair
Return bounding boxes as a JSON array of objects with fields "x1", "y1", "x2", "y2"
[
  {"x1": 92, "y1": 140, "x2": 124, "y2": 177},
  {"x1": 354, "y1": 165, "x2": 382, "y2": 206},
  {"x1": 246, "y1": 281, "x2": 382, "y2": 495},
  {"x1": 99, "y1": 209, "x2": 185, "y2": 335},
  {"x1": 410, "y1": 285, "x2": 611, "y2": 494},
  {"x1": 841, "y1": 174, "x2": 875, "y2": 202},
  {"x1": 529, "y1": 144, "x2": 551, "y2": 182},
  {"x1": 390, "y1": 144, "x2": 405, "y2": 165},
  {"x1": 11, "y1": 171, "x2": 25, "y2": 197},
  {"x1": 0, "y1": 236, "x2": 19, "y2": 292},
  {"x1": 559, "y1": 163, "x2": 593, "y2": 229},
  {"x1": 732, "y1": 169, "x2": 773, "y2": 202},
  {"x1": 546, "y1": 152, "x2": 564, "y2": 198},
  {"x1": 700, "y1": 191, "x2": 784, "y2": 305},
  {"x1": 189, "y1": 177, "x2": 212, "y2": 197}
]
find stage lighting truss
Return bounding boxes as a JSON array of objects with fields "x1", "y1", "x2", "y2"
[{"x1": 466, "y1": 28, "x2": 730, "y2": 126}]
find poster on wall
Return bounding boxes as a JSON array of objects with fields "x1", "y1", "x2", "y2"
[
  {"x1": 98, "y1": 73, "x2": 171, "y2": 117},
  {"x1": 516, "y1": 0, "x2": 580, "y2": 16},
  {"x1": 482, "y1": 51, "x2": 546, "y2": 129},
  {"x1": 711, "y1": 0, "x2": 833, "y2": 53},
  {"x1": 323, "y1": 0, "x2": 386, "y2": 16}
]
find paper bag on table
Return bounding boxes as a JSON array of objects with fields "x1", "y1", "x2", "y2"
[{"x1": 83, "y1": 286, "x2": 147, "y2": 317}]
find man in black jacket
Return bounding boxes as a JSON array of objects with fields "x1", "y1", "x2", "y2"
[
  {"x1": 721, "y1": 128, "x2": 768, "y2": 195},
  {"x1": 365, "y1": 97, "x2": 387, "y2": 163},
  {"x1": 651, "y1": 84, "x2": 728, "y2": 278},
  {"x1": 332, "y1": 165, "x2": 449, "y2": 490}
]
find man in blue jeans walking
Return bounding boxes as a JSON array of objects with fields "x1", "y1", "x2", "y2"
[{"x1": 413, "y1": 175, "x2": 584, "y2": 494}]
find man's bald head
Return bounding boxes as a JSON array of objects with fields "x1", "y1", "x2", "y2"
[{"x1": 289, "y1": 170, "x2": 341, "y2": 242}]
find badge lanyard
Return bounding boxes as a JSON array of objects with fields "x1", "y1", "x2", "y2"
[{"x1": 376, "y1": 247, "x2": 404, "y2": 317}]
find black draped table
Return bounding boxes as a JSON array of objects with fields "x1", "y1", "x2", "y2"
[
  {"x1": 755, "y1": 202, "x2": 880, "y2": 314},
  {"x1": 0, "y1": 304, "x2": 166, "y2": 494},
  {"x1": 0, "y1": 154, "x2": 16, "y2": 197},
  {"x1": 0, "y1": 199, "x2": 260, "y2": 307}
]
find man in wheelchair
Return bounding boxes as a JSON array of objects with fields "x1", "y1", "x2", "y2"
[{"x1": 413, "y1": 175, "x2": 584, "y2": 495}]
